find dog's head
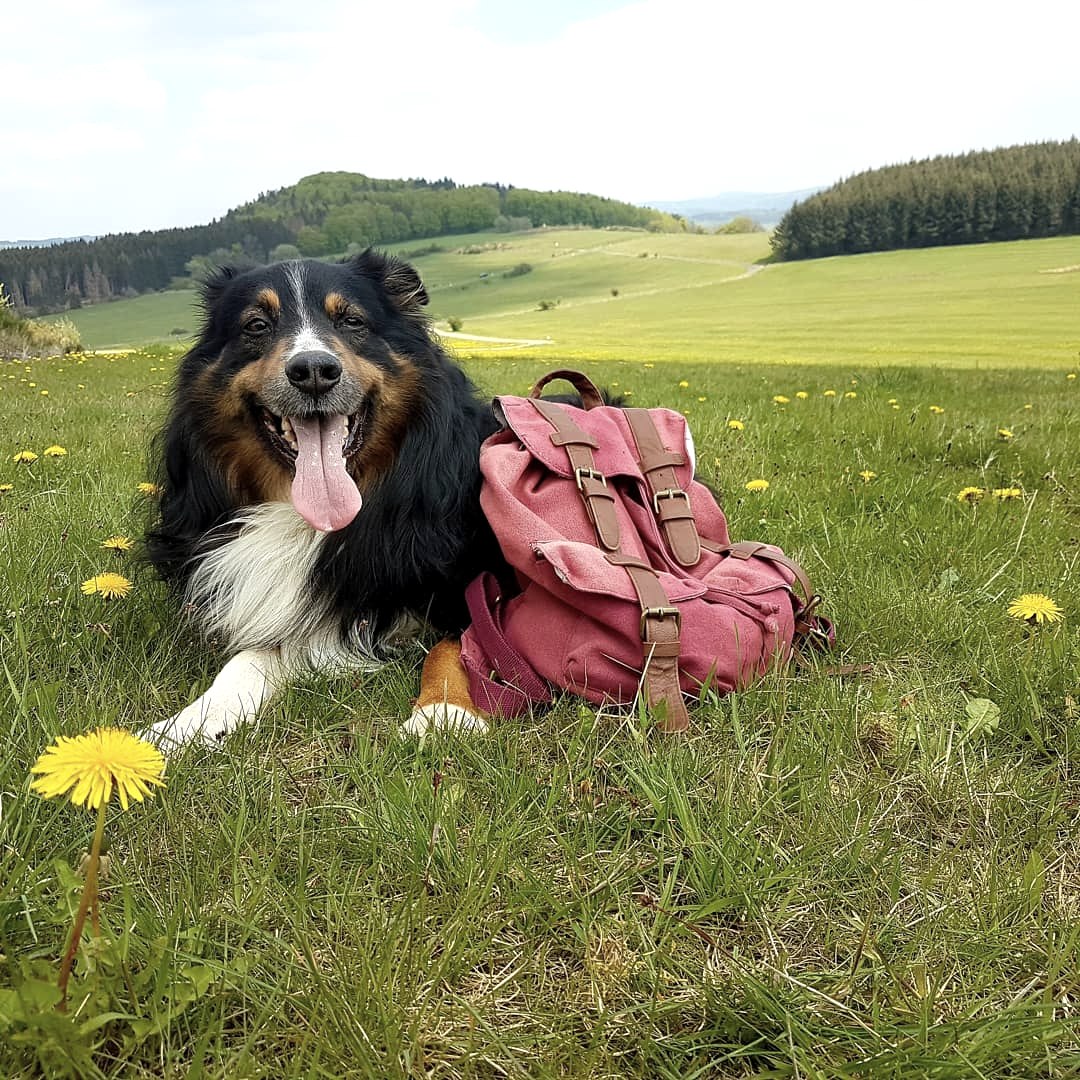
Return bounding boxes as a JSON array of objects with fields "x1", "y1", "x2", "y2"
[{"x1": 179, "y1": 251, "x2": 431, "y2": 532}]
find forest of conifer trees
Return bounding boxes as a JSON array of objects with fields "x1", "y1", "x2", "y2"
[{"x1": 771, "y1": 140, "x2": 1080, "y2": 260}]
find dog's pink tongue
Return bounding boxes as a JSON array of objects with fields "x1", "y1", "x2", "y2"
[{"x1": 289, "y1": 414, "x2": 362, "y2": 532}]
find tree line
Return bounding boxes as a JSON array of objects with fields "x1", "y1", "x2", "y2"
[
  {"x1": 1, "y1": 172, "x2": 680, "y2": 314},
  {"x1": 771, "y1": 139, "x2": 1080, "y2": 261}
]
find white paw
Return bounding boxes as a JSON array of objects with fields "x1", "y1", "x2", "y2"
[
  {"x1": 401, "y1": 702, "x2": 489, "y2": 738},
  {"x1": 148, "y1": 695, "x2": 244, "y2": 749}
]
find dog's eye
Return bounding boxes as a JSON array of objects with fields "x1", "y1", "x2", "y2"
[
  {"x1": 338, "y1": 313, "x2": 367, "y2": 331},
  {"x1": 243, "y1": 316, "x2": 271, "y2": 335}
]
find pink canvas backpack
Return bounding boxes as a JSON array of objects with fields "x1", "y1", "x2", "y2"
[{"x1": 460, "y1": 370, "x2": 833, "y2": 733}]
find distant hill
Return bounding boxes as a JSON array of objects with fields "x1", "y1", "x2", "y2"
[
  {"x1": 0, "y1": 235, "x2": 95, "y2": 249},
  {"x1": 0, "y1": 173, "x2": 684, "y2": 314},
  {"x1": 772, "y1": 138, "x2": 1080, "y2": 260},
  {"x1": 646, "y1": 189, "x2": 822, "y2": 227}
]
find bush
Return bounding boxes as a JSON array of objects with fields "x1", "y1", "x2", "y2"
[
  {"x1": 492, "y1": 214, "x2": 533, "y2": 232},
  {"x1": 270, "y1": 243, "x2": 302, "y2": 262},
  {"x1": 169, "y1": 327, "x2": 190, "y2": 336},
  {"x1": 447, "y1": 316, "x2": 463, "y2": 332},
  {"x1": 0, "y1": 282, "x2": 82, "y2": 357},
  {"x1": 716, "y1": 215, "x2": 764, "y2": 234},
  {"x1": 610, "y1": 287, "x2": 619, "y2": 297},
  {"x1": 537, "y1": 299, "x2": 560, "y2": 311},
  {"x1": 503, "y1": 262, "x2": 533, "y2": 278}
]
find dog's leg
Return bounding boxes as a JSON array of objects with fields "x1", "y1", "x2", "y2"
[
  {"x1": 149, "y1": 647, "x2": 287, "y2": 748},
  {"x1": 402, "y1": 638, "x2": 489, "y2": 736}
]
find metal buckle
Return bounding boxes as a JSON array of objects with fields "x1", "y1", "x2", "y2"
[
  {"x1": 575, "y1": 466, "x2": 606, "y2": 491},
  {"x1": 640, "y1": 606, "x2": 681, "y2": 637},
  {"x1": 652, "y1": 487, "x2": 689, "y2": 514}
]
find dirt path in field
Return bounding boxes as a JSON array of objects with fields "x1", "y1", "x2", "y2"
[{"x1": 436, "y1": 330, "x2": 553, "y2": 347}]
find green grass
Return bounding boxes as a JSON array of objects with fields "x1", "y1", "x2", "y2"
[
  {"x1": 44, "y1": 229, "x2": 1080, "y2": 369},
  {"x1": 1, "y1": 345, "x2": 1078, "y2": 1077}
]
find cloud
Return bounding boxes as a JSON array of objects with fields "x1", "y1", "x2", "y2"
[{"x1": 3, "y1": 0, "x2": 1078, "y2": 237}]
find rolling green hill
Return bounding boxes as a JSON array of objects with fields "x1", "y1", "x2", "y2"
[{"x1": 45, "y1": 229, "x2": 1080, "y2": 370}]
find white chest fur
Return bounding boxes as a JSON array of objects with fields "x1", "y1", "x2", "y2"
[{"x1": 185, "y1": 502, "x2": 335, "y2": 654}]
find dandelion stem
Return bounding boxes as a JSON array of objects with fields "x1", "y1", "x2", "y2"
[{"x1": 57, "y1": 800, "x2": 107, "y2": 1011}]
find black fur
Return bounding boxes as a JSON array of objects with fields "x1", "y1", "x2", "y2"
[{"x1": 145, "y1": 252, "x2": 505, "y2": 644}]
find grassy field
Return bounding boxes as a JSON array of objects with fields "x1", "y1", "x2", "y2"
[
  {"x1": 1, "y1": 337, "x2": 1078, "y2": 1076},
  {"x1": 44, "y1": 229, "x2": 1080, "y2": 370}
]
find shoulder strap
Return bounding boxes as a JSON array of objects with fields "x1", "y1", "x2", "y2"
[{"x1": 624, "y1": 408, "x2": 701, "y2": 567}]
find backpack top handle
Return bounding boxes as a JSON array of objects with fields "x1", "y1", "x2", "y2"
[{"x1": 529, "y1": 369, "x2": 605, "y2": 410}]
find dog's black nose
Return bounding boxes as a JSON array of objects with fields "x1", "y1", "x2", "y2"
[{"x1": 285, "y1": 351, "x2": 342, "y2": 396}]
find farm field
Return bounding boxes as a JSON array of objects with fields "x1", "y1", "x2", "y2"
[
  {"x1": 1, "y1": 336, "x2": 1078, "y2": 1076},
  {"x1": 44, "y1": 229, "x2": 1080, "y2": 370}
]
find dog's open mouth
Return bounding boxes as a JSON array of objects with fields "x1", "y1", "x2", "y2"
[
  {"x1": 259, "y1": 405, "x2": 367, "y2": 533},
  {"x1": 260, "y1": 406, "x2": 366, "y2": 463}
]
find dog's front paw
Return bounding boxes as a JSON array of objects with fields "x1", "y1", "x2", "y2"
[
  {"x1": 148, "y1": 695, "x2": 243, "y2": 749},
  {"x1": 401, "y1": 702, "x2": 489, "y2": 738}
]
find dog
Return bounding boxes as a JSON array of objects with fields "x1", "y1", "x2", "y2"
[{"x1": 145, "y1": 251, "x2": 504, "y2": 746}]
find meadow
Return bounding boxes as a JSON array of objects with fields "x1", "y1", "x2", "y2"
[
  {"x1": 46, "y1": 229, "x2": 1080, "y2": 371},
  {"x1": 2, "y1": 239, "x2": 1079, "y2": 1077}
]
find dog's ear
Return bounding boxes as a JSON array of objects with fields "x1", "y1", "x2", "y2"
[
  {"x1": 197, "y1": 264, "x2": 238, "y2": 319},
  {"x1": 349, "y1": 249, "x2": 428, "y2": 312}
]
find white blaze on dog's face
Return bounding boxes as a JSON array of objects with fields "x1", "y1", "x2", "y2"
[{"x1": 191, "y1": 252, "x2": 429, "y2": 532}]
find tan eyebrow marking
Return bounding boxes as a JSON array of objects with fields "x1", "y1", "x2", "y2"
[
  {"x1": 255, "y1": 288, "x2": 281, "y2": 316},
  {"x1": 324, "y1": 292, "x2": 350, "y2": 319}
]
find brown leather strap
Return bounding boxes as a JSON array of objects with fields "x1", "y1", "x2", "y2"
[
  {"x1": 530, "y1": 398, "x2": 620, "y2": 551},
  {"x1": 606, "y1": 555, "x2": 690, "y2": 733},
  {"x1": 706, "y1": 539, "x2": 816, "y2": 607},
  {"x1": 529, "y1": 399, "x2": 690, "y2": 733},
  {"x1": 529, "y1": 369, "x2": 605, "y2": 410},
  {"x1": 624, "y1": 408, "x2": 701, "y2": 567}
]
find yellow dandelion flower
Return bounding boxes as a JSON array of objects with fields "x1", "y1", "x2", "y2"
[
  {"x1": 644, "y1": 363, "x2": 654, "y2": 369},
  {"x1": 28, "y1": 382, "x2": 36, "y2": 388},
  {"x1": 929, "y1": 405, "x2": 945, "y2": 414},
  {"x1": 0, "y1": 483, "x2": 13, "y2": 493},
  {"x1": 795, "y1": 391, "x2": 808, "y2": 399},
  {"x1": 40, "y1": 390, "x2": 49, "y2": 396},
  {"x1": 823, "y1": 389, "x2": 837, "y2": 398},
  {"x1": 678, "y1": 380, "x2": 689, "y2": 388},
  {"x1": 137, "y1": 482, "x2": 162, "y2": 497},
  {"x1": 1007, "y1": 593, "x2": 1064, "y2": 625},
  {"x1": 1024, "y1": 404, "x2": 1033, "y2": 410},
  {"x1": 13, "y1": 450, "x2": 38, "y2": 464},
  {"x1": 697, "y1": 396, "x2": 707, "y2": 402},
  {"x1": 745, "y1": 479, "x2": 770, "y2": 493},
  {"x1": 1067, "y1": 373, "x2": 1077, "y2": 380},
  {"x1": 772, "y1": 395, "x2": 790, "y2": 404},
  {"x1": 859, "y1": 470, "x2": 877, "y2": 482},
  {"x1": 727, "y1": 419, "x2": 745, "y2": 430},
  {"x1": 844, "y1": 391, "x2": 858, "y2": 399},
  {"x1": 101, "y1": 535, "x2": 135, "y2": 552},
  {"x1": 997, "y1": 428, "x2": 1014, "y2": 440},
  {"x1": 43, "y1": 445, "x2": 67, "y2": 457},
  {"x1": 887, "y1": 399, "x2": 898, "y2": 405},
  {"x1": 30, "y1": 727, "x2": 166, "y2": 811},
  {"x1": 992, "y1": 487, "x2": 1023, "y2": 500},
  {"x1": 956, "y1": 486, "x2": 985, "y2": 504},
  {"x1": 81, "y1": 573, "x2": 133, "y2": 600}
]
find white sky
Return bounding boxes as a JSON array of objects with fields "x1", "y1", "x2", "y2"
[{"x1": 3, "y1": 0, "x2": 1078, "y2": 239}]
